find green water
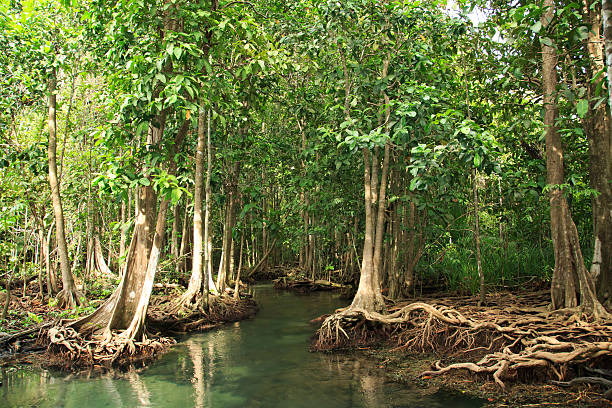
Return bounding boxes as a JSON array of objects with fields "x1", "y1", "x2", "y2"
[{"x1": 1, "y1": 285, "x2": 483, "y2": 407}]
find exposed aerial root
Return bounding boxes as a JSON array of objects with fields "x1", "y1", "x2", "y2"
[
  {"x1": 55, "y1": 288, "x2": 83, "y2": 310},
  {"x1": 147, "y1": 295, "x2": 258, "y2": 334},
  {"x1": 43, "y1": 326, "x2": 175, "y2": 369},
  {"x1": 313, "y1": 292, "x2": 612, "y2": 395},
  {"x1": 42, "y1": 294, "x2": 257, "y2": 370}
]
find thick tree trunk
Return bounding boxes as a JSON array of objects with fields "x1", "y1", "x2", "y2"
[
  {"x1": 372, "y1": 141, "x2": 390, "y2": 284},
  {"x1": 542, "y1": 1, "x2": 608, "y2": 317},
  {"x1": 598, "y1": 0, "x2": 612, "y2": 306},
  {"x1": 73, "y1": 119, "x2": 190, "y2": 340},
  {"x1": 178, "y1": 110, "x2": 206, "y2": 306},
  {"x1": 47, "y1": 69, "x2": 80, "y2": 310},
  {"x1": 350, "y1": 149, "x2": 385, "y2": 312}
]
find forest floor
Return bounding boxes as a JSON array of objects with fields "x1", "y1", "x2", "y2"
[
  {"x1": 309, "y1": 288, "x2": 612, "y2": 408},
  {"x1": 0, "y1": 279, "x2": 258, "y2": 371},
  {"x1": 366, "y1": 347, "x2": 611, "y2": 408}
]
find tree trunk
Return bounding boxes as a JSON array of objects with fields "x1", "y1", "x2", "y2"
[
  {"x1": 234, "y1": 231, "x2": 244, "y2": 300},
  {"x1": 598, "y1": 0, "x2": 612, "y2": 306},
  {"x1": 73, "y1": 119, "x2": 190, "y2": 340},
  {"x1": 171, "y1": 201, "x2": 180, "y2": 260},
  {"x1": 204, "y1": 109, "x2": 217, "y2": 298},
  {"x1": 350, "y1": 149, "x2": 385, "y2": 312},
  {"x1": 47, "y1": 69, "x2": 80, "y2": 309},
  {"x1": 45, "y1": 220, "x2": 59, "y2": 296},
  {"x1": 372, "y1": 142, "x2": 390, "y2": 285},
  {"x1": 179, "y1": 110, "x2": 206, "y2": 306},
  {"x1": 216, "y1": 198, "x2": 229, "y2": 292},
  {"x1": 542, "y1": 0, "x2": 608, "y2": 317},
  {"x1": 473, "y1": 169, "x2": 485, "y2": 305},
  {"x1": 120, "y1": 198, "x2": 127, "y2": 263},
  {"x1": 178, "y1": 209, "x2": 189, "y2": 275}
]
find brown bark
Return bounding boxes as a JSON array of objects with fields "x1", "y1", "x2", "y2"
[
  {"x1": 73, "y1": 119, "x2": 190, "y2": 340},
  {"x1": 598, "y1": 0, "x2": 612, "y2": 306},
  {"x1": 350, "y1": 149, "x2": 385, "y2": 312},
  {"x1": 372, "y1": 54, "x2": 391, "y2": 285},
  {"x1": 372, "y1": 142, "x2": 390, "y2": 284},
  {"x1": 178, "y1": 110, "x2": 206, "y2": 306},
  {"x1": 542, "y1": 0, "x2": 608, "y2": 317},
  {"x1": 47, "y1": 69, "x2": 80, "y2": 310}
]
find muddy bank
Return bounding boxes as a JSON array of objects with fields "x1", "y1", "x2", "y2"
[
  {"x1": 0, "y1": 291, "x2": 258, "y2": 372},
  {"x1": 311, "y1": 290, "x2": 612, "y2": 407},
  {"x1": 361, "y1": 348, "x2": 611, "y2": 408}
]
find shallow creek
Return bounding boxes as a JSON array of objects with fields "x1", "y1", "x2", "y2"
[{"x1": 1, "y1": 284, "x2": 483, "y2": 407}]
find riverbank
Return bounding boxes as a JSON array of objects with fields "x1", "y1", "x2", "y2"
[
  {"x1": 1, "y1": 284, "x2": 486, "y2": 408},
  {"x1": 0, "y1": 284, "x2": 258, "y2": 372},
  {"x1": 364, "y1": 348, "x2": 611, "y2": 408},
  {"x1": 312, "y1": 290, "x2": 612, "y2": 407}
]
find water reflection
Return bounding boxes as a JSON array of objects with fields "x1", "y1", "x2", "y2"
[
  {"x1": 126, "y1": 370, "x2": 151, "y2": 407},
  {"x1": 186, "y1": 340, "x2": 204, "y2": 408},
  {"x1": 1, "y1": 285, "x2": 483, "y2": 408}
]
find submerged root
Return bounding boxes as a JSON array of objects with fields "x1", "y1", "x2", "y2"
[{"x1": 313, "y1": 293, "x2": 612, "y2": 394}]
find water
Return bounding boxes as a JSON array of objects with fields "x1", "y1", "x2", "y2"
[{"x1": 1, "y1": 285, "x2": 483, "y2": 407}]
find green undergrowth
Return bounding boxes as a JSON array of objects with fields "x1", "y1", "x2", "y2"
[{"x1": 419, "y1": 237, "x2": 555, "y2": 294}]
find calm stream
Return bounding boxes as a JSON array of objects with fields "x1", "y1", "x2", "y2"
[{"x1": 1, "y1": 285, "x2": 483, "y2": 407}]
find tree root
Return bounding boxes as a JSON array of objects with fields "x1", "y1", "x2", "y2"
[
  {"x1": 55, "y1": 288, "x2": 83, "y2": 310},
  {"x1": 44, "y1": 326, "x2": 175, "y2": 369},
  {"x1": 147, "y1": 295, "x2": 257, "y2": 334},
  {"x1": 42, "y1": 293, "x2": 257, "y2": 370},
  {"x1": 313, "y1": 293, "x2": 612, "y2": 395},
  {"x1": 551, "y1": 377, "x2": 612, "y2": 400}
]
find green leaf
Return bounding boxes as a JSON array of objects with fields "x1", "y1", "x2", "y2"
[
  {"x1": 409, "y1": 178, "x2": 419, "y2": 191},
  {"x1": 540, "y1": 37, "x2": 553, "y2": 47},
  {"x1": 140, "y1": 178, "x2": 151, "y2": 186},
  {"x1": 530, "y1": 21, "x2": 542, "y2": 33},
  {"x1": 576, "y1": 99, "x2": 588, "y2": 118},
  {"x1": 170, "y1": 188, "x2": 182, "y2": 204},
  {"x1": 474, "y1": 152, "x2": 482, "y2": 168}
]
